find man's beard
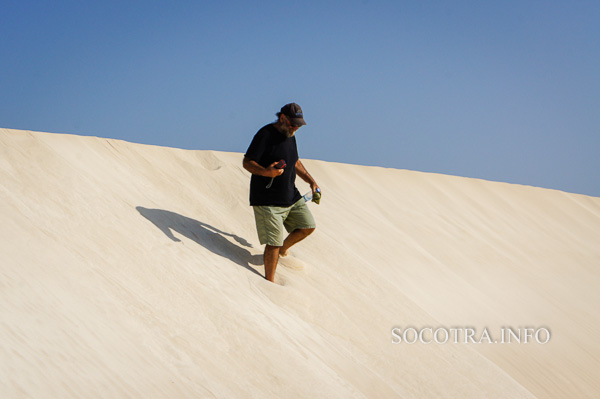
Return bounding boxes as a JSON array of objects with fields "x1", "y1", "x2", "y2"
[{"x1": 279, "y1": 124, "x2": 295, "y2": 138}]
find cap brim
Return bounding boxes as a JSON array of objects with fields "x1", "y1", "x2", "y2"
[{"x1": 291, "y1": 117, "x2": 307, "y2": 126}]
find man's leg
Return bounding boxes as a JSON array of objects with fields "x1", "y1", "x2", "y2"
[
  {"x1": 280, "y1": 228, "x2": 315, "y2": 257},
  {"x1": 253, "y1": 205, "x2": 288, "y2": 282},
  {"x1": 254, "y1": 201, "x2": 315, "y2": 282},
  {"x1": 280, "y1": 199, "x2": 316, "y2": 257},
  {"x1": 264, "y1": 245, "x2": 280, "y2": 282}
]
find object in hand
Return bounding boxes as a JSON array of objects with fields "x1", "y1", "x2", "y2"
[{"x1": 275, "y1": 160, "x2": 286, "y2": 169}]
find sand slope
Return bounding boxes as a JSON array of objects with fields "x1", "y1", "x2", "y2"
[{"x1": 1, "y1": 128, "x2": 599, "y2": 398}]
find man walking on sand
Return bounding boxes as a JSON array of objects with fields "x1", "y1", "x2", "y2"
[{"x1": 243, "y1": 103, "x2": 320, "y2": 282}]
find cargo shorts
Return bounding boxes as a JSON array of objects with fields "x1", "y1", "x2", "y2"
[{"x1": 253, "y1": 199, "x2": 316, "y2": 247}]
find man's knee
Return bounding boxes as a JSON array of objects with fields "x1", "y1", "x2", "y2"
[
  {"x1": 299, "y1": 227, "x2": 315, "y2": 237},
  {"x1": 265, "y1": 244, "x2": 282, "y2": 251}
]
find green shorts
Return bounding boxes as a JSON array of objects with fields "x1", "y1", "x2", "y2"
[{"x1": 253, "y1": 199, "x2": 316, "y2": 247}]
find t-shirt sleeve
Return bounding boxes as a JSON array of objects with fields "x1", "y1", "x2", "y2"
[{"x1": 244, "y1": 129, "x2": 268, "y2": 164}]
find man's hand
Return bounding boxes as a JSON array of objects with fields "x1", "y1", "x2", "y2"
[
  {"x1": 266, "y1": 161, "x2": 285, "y2": 178},
  {"x1": 310, "y1": 182, "x2": 321, "y2": 195},
  {"x1": 243, "y1": 156, "x2": 284, "y2": 178}
]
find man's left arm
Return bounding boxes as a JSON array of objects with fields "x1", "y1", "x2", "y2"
[{"x1": 296, "y1": 159, "x2": 320, "y2": 194}]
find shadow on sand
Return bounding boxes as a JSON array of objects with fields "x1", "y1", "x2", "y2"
[{"x1": 136, "y1": 207, "x2": 263, "y2": 277}]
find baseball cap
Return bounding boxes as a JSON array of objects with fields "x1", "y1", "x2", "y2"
[{"x1": 280, "y1": 103, "x2": 307, "y2": 126}]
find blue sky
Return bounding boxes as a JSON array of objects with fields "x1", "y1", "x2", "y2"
[{"x1": 2, "y1": 0, "x2": 599, "y2": 197}]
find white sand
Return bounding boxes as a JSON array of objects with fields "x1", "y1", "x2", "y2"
[{"x1": 1, "y1": 128, "x2": 599, "y2": 398}]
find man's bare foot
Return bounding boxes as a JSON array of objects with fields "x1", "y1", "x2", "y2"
[{"x1": 279, "y1": 248, "x2": 289, "y2": 257}]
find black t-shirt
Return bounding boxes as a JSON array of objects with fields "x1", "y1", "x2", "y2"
[{"x1": 244, "y1": 124, "x2": 301, "y2": 206}]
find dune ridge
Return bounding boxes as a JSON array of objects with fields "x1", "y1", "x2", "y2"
[{"x1": 1, "y1": 128, "x2": 599, "y2": 398}]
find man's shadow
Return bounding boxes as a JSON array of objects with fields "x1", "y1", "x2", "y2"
[{"x1": 136, "y1": 207, "x2": 263, "y2": 277}]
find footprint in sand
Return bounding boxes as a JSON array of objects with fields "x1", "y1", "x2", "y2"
[
  {"x1": 252, "y1": 274, "x2": 287, "y2": 289},
  {"x1": 278, "y1": 255, "x2": 306, "y2": 271},
  {"x1": 274, "y1": 275, "x2": 287, "y2": 286}
]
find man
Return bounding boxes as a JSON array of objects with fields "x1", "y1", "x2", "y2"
[{"x1": 243, "y1": 103, "x2": 320, "y2": 282}]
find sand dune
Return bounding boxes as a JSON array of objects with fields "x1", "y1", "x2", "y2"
[{"x1": 1, "y1": 128, "x2": 599, "y2": 398}]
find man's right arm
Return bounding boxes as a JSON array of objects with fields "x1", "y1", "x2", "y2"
[{"x1": 243, "y1": 156, "x2": 284, "y2": 178}]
